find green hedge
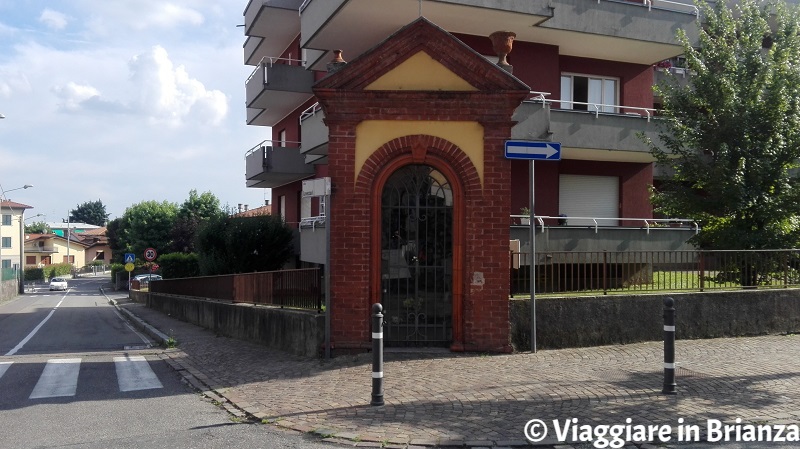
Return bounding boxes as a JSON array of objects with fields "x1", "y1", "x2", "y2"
[
  {"x1": 25, "y1": 263, "x2": 72, "y2": 281},
  {"x1": 110, "y1": 263, "x2": 124, "y2": 283},
  {"x1": 158, "y1": 252, "x2": 199, "y2": 279}
]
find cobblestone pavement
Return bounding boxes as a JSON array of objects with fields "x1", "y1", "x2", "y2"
[{"x1": 109, "y1": 294, "x2": 800, "y2": 448}]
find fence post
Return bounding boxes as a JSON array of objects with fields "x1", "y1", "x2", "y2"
[
  {"x1": 602, "y1": 250, "x2": 608, "y2": 295},
  {"x1": 699, "y1": 251, "x2": 705, "y2": 292},
  {"x1": 371, "y1": 303, "x2": 385, "y2": 406},
  {"x1": 662, "y1": 297, "x2": 677, "y2": 395}
]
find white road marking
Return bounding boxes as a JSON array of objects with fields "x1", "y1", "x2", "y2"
[
  {"x1": 5, "y1": 296, "x2": 67, "y2": 356},
  {"x1": 114, "y1": 356, "x2": 163, "y2": 392},
  {"x1": 0, "y1": 362, "x2": 13, "y2": 380},
  {"x1": 29, "y1": 358, "x2": 82, "y2": 399}
]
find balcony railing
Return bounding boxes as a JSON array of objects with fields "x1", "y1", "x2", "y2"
[
  {"x1": 513, "y1": 215, "x2": 699, "y2": 234},
  {"x1": 525, "y1": 91, "x2": 658, "y2": 121},
  {"x1": 511, "y1": 249, "x2": 800, "y2": 296}
]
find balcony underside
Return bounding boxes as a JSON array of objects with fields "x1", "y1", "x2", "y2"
[
  {"x1": 244, "y1": 0, "x2": 302, "y2": 66},
  {"x1": 246, "y1": 63, "x2": 314, "y2": 126},
  {"x1": 299, "y1": 0, "x2": 698, "y2": 71},
  {"x1": 246, "y1": 145, "x2": 315, "y2": 189}
]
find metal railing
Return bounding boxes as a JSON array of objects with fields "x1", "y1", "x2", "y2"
[
  {"x1": 510, "y1": 249, "x2": 800, "y2": 296},
  {"x1": 150, "y1": 268, "x2": 323, "y2": 311},
  {"x1": 523, "y1": 91, "x2": 658, "y2": 121},
  {"x1": 246, "y1": 56, "x2": 306, "y2": 86},
  {"x1": 244, "y1": 139, "x2": 302, "y2": 158},
  {"x1": 512, "y1": 215, "x2": 699, "y2": 234}
]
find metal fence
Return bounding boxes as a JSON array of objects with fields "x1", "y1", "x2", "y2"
[
  {"x1": 150, "y1": 268, "x2": 323, "y2": 311},
  {"x1": 510, "y1": 249, "x2": 800, "y2": 295}
]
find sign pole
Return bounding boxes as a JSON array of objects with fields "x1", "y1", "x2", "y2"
[{"x1": 529, "y1": 160, "x2": 537, "y2": 353}]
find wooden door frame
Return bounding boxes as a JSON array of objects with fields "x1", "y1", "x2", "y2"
[{"x1": 369, "y1": 154, "x2": 465, "y2": 350}]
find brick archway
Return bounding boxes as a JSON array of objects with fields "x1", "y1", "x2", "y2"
[{"x1": 358, "y1": 135, "x2": 480, "y2": 350}]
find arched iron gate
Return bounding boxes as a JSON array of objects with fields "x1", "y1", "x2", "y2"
[{"x1": 380, "y1": 164, "x2": 453, "y2": 346}]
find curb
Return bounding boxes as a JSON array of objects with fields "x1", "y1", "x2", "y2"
[{"x1": 100, "y1": 287, "x2": 170, "y2": 345}]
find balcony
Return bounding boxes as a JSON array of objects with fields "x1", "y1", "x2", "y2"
[
  {"x1": 293, "y1": 95, "x2": 661, "y2": 162},
  {"x1": 299, "y1": 103, "x2": 328, "y2": 156},
  {"x1": 246, "y1": 58, "x2": 315, "y2": 127},
  {"x1": 299, "y1": 0, "x2": 699, "y2": 71},
  {"x1": 512, "y1": 96, "x2": 659, "y2": 162},
  {"x1": 245, "y1": 142, "x2": 315, "y2": 189},
  {"x1": 244, "y1": 0, "x2": 303, "y2": 65},
  {"x1": 24, "y1": 246, "x2": 56, "y2": 254}
]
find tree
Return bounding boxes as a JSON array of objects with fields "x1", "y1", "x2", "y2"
[
  {"x1": 118, "y1": 200, "x2": 179, "y2": 259},
  {"x1": 69, "y1": 200, "x2": 110, "y2": 226},
  {"x1": 25, "y1": 220, "x2": 50, "y2": 234},
  {"x1": 170, "y1": 190, "x2": 225, "y2": 253},
  {"x1": 649, "y1": 0, "x2": 800, "y2": 250},
  {"x1": 196, "y1": 214, "x2": 293, "y2": 275}
]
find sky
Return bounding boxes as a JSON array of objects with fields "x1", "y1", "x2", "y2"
[{"x1": 0, "y1": 0, "x2": 272, "y2": 223}]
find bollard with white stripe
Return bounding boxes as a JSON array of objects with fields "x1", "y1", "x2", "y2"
[
  {"x1": 371, "y1": 303, "x2": 384, "y2": 406},
  {"x1": 662, "y1": 297, "x2": 677, "y2": 395}
]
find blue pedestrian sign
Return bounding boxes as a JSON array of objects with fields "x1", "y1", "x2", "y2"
[
  {"x1": 124, "y1": 253, "x2": 135, "y2": 264},
  {"x1": 504, "y1": 140, "x2": 561, "y2": 160}
]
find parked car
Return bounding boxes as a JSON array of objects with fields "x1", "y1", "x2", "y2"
[
  {"x1": 129, "y1": 274, "x2": 162, "y2": 289},
  {"x1": 49, "y1": 277, "x2": 68, "y2": 291}
]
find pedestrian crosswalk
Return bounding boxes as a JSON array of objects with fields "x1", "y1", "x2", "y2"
[{"x1": 0, "y1": 356, "x2": 164, "y2": 400}]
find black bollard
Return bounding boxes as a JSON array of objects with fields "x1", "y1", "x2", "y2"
[
  {"x1": 662, "y1": 297, "x2": 677, "y2": 395},
  {"x1": 371, "y1": 303, "x2": 384, "y2": 406}
]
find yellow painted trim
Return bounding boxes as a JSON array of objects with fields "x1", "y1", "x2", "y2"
[
  {"x1": 355, "y1": 121, "x2": 484, "y2": 186},
  {"x1": 365, "y1": 51, "x2": 478, "y2": 91}
]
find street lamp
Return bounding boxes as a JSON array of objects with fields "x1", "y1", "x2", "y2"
[{"x1": 0, "y1": 184, "x2": 34, "y2": 294}]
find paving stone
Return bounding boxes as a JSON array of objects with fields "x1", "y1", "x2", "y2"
[{"x1": 117, "y1": 301, "x2": 800, "y2": 446}]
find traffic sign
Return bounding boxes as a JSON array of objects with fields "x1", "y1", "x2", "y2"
[
  {"x1": 124, "y1": 253, "x2": 135, "y2": 264},
  {"x1": 144, "y1": 248, "x2": 157, "y2": 261},
  {"x1": 124, "y1": 263, "x2": 135, "y2": 272},
  {"x1": 504, "y1": 140, "x2": 561, "y2": 160}
]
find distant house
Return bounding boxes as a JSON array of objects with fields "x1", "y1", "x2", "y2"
[
  {"x1": 1, "y1": 200, "x2": 33, "y2": 273},
  {"x1": 232, "y1": 202, "x2": 272, "y2": 218},
  {"x1": 24, "y1": 234, "x2": 88, "y2": 267}
]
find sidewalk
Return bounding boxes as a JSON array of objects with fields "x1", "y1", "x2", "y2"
[{"x1": 108, "y1": 293, "x2": 800, "y2": 448}]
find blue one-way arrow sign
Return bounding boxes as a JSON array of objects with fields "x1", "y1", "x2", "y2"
[{"x1": 505, "y1": 140, "x2": 561, "y2": 160}]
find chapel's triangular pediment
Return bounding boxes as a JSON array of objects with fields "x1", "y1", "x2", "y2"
[{"x1": 314, "y1": 17, "x2": 529, "y2": 93}]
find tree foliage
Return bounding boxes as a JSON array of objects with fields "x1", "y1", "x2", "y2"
[
  {"x1": 69, "y1": 200, "x2": 110, "y2": 226},
  {"x1": 112, "y1": 200, "x2": 179, "y2": 261},
  {"x1": 24, "y1": 220, "x2": 50, "y2": 234},
  {"x1": 170, "y1": 190, "x2": 225, "y2": 253},
  {"x1": 196, "y1": 214, "x2": 293, "y2": 275},
  {"x1": 649, "y1": 0, "x2": 800, "y2": 249}
]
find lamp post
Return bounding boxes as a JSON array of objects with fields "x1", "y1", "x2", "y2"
[{"x1": 0, "y1": 184, "x2": 33, "y2": 294}]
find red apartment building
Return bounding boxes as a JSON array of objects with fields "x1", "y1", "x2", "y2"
[{"x1": 241, "y1": 0, "x2": 700, "y2": 353}]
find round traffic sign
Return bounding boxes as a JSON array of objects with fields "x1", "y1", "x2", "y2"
[
  {"x1": 124, "y1": 263, "x2": 135, "y2": 272},
  {"x1": 144, "y1": 248, "x2": 157, "y2": 261}
]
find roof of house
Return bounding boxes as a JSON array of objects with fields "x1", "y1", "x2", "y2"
[
  {"x1": 232, "y1": 205, "x2": 272, "y2": 218},
  {"x1": 0, "y1": 200, "x2": 33, "y2": 210}
]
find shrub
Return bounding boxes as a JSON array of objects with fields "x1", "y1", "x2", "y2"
[
  {"x1": 158, "y1": 252, "x2": 200, "y2": 279},
  {"x1": 25, "y1": 267, "x2": 45, "y2": 281}
]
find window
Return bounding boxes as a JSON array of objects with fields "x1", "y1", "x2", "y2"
[
  {"x1": 1, "y1": 214, "x2": 10, "y2": 226},
  {"x1": 63, "y1": 255, "x2": 75, "y2": 264},
  {"x1": 279, "y1": 129, "x2": 287, "y2": 147},
  {"x1": 560, "y1": 74, "x2": 618, "y2": 113},
  {"x1": 1, "y1": 259, "x2": 10, "y2": 269},
  {"x1": 1, "y1": 237, "x2": 10, "y2": 248},
  {"x1": 279, "y1": 195, "x2": 286, "y2": 220},
  {"x1": 26, "y1": 256, "x2": 36, "y2": 265}
]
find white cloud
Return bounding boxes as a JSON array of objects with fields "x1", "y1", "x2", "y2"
[
  {"x1": 128, "y1": 45, "x2": 228, "y2": 127},
  {"x1": 39, "y1": 9, "x2": 69, "y2": 31},
  {"x1": 52, "y1": 82, "x2": 100, "y2": 110}
]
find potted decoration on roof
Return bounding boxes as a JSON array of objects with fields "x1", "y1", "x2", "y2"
[
  {"x1": 489, "y1": 31, "x2": 516, "y2": 72},
  {"x1": 520, "y1": 207, "x2": 531, "y2": 225}
]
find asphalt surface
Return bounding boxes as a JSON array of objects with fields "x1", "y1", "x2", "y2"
[{"x1": 104, "y1": 288, "x2": 800, "y2": 448}]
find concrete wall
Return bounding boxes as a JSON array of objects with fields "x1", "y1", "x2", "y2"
[
  {"x1": 510, "y1": 290, "x2": 800, "y2": 351},
  {"x1": 0, "y1": 279, "x2": 17, "y2": 302},
  {"x1": 134, "y1": 292, "x2": 325, "y2": 358}
]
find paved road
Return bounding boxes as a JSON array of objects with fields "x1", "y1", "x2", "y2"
[
  {"x1": 0, "y1": 278, "x2": 338, "y2": 448},
  {"x1": 112, "y1": 290, "x2": 800, "y2": 449}
]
